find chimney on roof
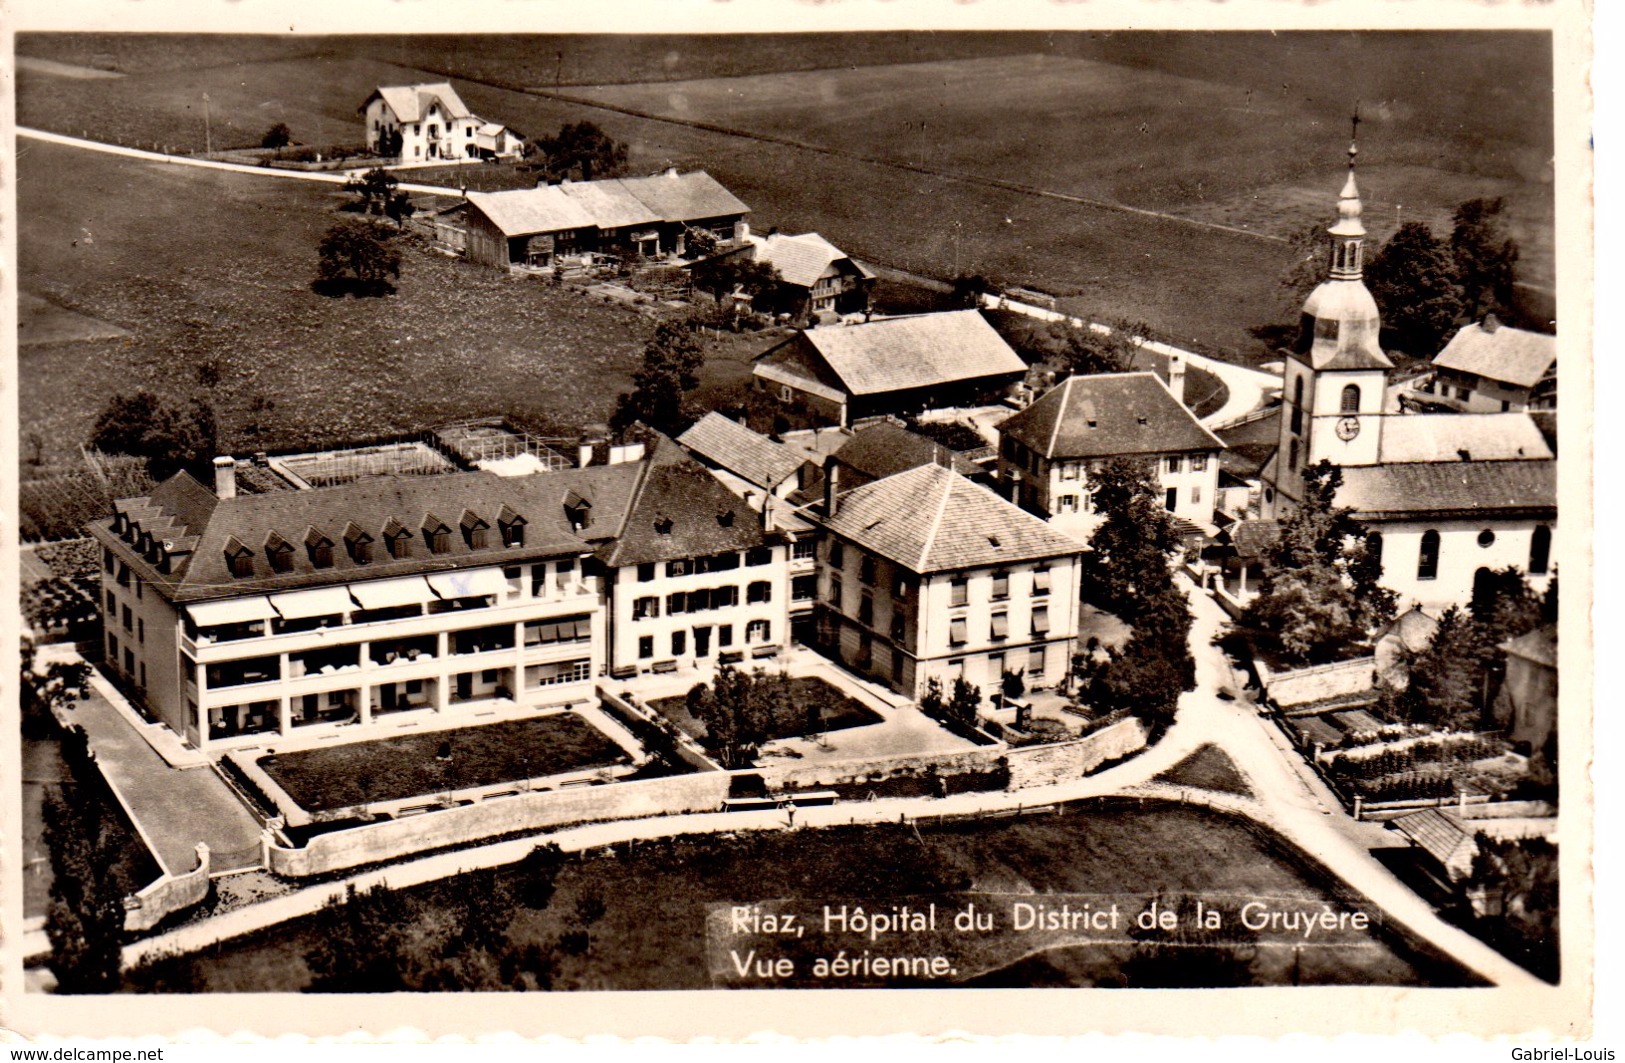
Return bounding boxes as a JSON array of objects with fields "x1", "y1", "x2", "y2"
[
  {"x1": 823, "y1": 456, "x2": 842, "y2": 517},
  {"x1": 1482, "y1": 313, "x2": 1502, "y2": 333},
  {"x1": 664, "y1": 167, "x2": 679, "y2": 178},
  {"x1": 213, "y1": 456, "x2": 237, "y2": 500},
  {"x1": 1168, "y1": 352, "x2": 1187, "y2": 406},
  {"x1": 762, "y1": 495, "x2": 778, "y2": 533}
]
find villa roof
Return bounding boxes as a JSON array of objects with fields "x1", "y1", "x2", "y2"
[
  {"x1": 999, "y1": 372, "x2": 1225, "y2": 460},
  {"x1": 818, "y1": 463, "x2": 1081, "y2": 574},
  {"x1": 1434, "y1": 318, "x2": 1557, "y2": 389},
  {"x1": 363, "y1": 83, "x2": 473, "y2": 123}
]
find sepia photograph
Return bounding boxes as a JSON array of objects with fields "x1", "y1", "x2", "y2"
[{"x1": 1, "y1": 0, "x2": 1597, "y2": 1042}]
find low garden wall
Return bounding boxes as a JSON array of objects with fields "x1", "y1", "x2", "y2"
[
  {"x1": 124, "y1": 843, "x2": 210, "y2": 933},
  {"x1": 758, "y1": 745, "x2": 1005, "y2": 793},
  {"x1": 266, "y1": 771, "x2": 732, "y2": 878},
  {"x1": 598, "y1": 687, "x2": 722, "y2": 773},
  {"x1": 1005, "y1": 717, "x2": 1148, "y2": 789},
  {"x1": 1261, "y1": 656, "x2": 1377, "y2": 711}
]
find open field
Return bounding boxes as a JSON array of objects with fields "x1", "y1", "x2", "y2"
[
  {"x1": 16, "y1": 139, "x2": 660, "y2": 466},
  {"x1": 124, "y1": 800, "x2": 1475, "y2": 991},
  {"x1": 259, "y1": 714, "x2": 629, "y2": 813},
  {"x1": 16, "y1": 32, "x2": 1555, "y2": 362}
]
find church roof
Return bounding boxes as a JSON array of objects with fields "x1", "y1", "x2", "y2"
[
  {"x1": 1433, "y1": 318, "x2": 1557, "y2": 388},
  {"x1": 1335, "y1": 460, "x2": 1556, "y2": 521},
  {"x1": 1298, "y1": 281, "x2": 1393, "y2": 372},
  {"x1": 1377, "y1": 413, "x2": 1553, "y2": 464}
]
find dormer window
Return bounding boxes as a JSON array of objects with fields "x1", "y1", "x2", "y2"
[
  {"x1": 384, "y1": 518, "x2": 412, "y2": 560},
  {"x1": 498, "y1": 505, "x2": 526, "y2": 547},
  {"x1": 345, "y1": 522, "x2": 375, "y2": 565},
  {"x1": 306, "y1": 527, "x2": 335, "y2": 569},
  {"x1": 265, "y1": 533, "x2": 294, "y2": 574},
  {"x1": 717, "y1": 509, "x2": 735, "y2": 528},
  {"x1": 654, "y1": 516, "x2": 674, "y2": 536},
  {"x1": 564, "y1": 491, "x2": 592, "y2": 532},
  {"x1": 460, "y1": 509, "x2": 490, "y2": 550},
  {"x1": 423, "y1": 513, "x2": 451, "y2": 555},
  {"x1": 224, "y1": 537, "x2": 254, "y2": 579}
]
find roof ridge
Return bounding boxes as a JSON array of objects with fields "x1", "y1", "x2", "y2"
[
  {"x1": 1046, "y1": 376, "x2": 1072, "y2": 459},
  {"x1": 916, "y1": 466, "x2": 957, "y2": 570}
]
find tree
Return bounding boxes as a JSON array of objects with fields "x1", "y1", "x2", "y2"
[
  {"x1": 950, "y1": 273, "x2": 995, "y2": 309},
  {"x1": 918, "y1": 676, "x2": 947, "y2": 721},
  {"x1": 304, "y1": 883, "x2": 413, "y2": 992},
  {"x1": 690, "y1": 253, "x2": 782, "y2": 311},
  {"x1": 1083, "y1": 583, "x2": 1194, "y2": 729},
  {"x1": 610, "y1": 320, "x2": 706, "y2": 436},
  {"x1": 1366, "y1": 220, "x2": 1466, "y2": 357},
  {"x1": 515, "y1": 842, "x2": 567, "y2": 910},
  {"x1": 260, "y1": 122, "x2": 292, "y2": 150},
  {"x1": 89, "y1": 390, "x2": 218, "y2": 481},
  {"x1": 343, "y1": 167, "x2": 414, "y2": 224},
  {"x1": 43, "y1": 726, "x2": 130, "y2": 994},
  {"x1": 375, "y1": 127, "x2": 404, "y2": 159},
  {"x1": 1077, "y1": 458, "x2": 1178, "y2": 622},
  {"x1": 529, "y1": 121, "x2": 628, "y2": 183},
  {"x1": 944, "y1": 677, "x2": 984, "y2": 730},
  {"x1": 683, "y1": 226, "x2": 720, "y2": 259},
  {"x1": 1239, "y1": 460, "x2": 1395, "y2": 665},
  {"x1": 1451, "y1": 197, "x2": 1521, "y2": 321},
  {"x1": 314, "y1": 218, "x2": 402, "y2": 298},
  {"x1": 1000, "y1": 669, "x2": 1026, "y2": 705},
  {"x1": 1047, "y1": 318, "x2": 1147, "y2": 378}
]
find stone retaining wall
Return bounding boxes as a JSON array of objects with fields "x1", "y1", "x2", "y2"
[
  {"x1": 124, "y1": 843, "x2": 210, "y2": 933},
  {"x1": 1005, "y1": 718, "x2": 1148, "y2": 789},
  {"x1": 758, "y1": 745, "x2": 1005, "y2": 793}
]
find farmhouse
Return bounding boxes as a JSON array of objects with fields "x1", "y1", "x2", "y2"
[
  {"x1": 734, "y1": 231, "x2": 875, "y2": 318},
  {"x1": 462, "y1": 170, "x2": 750, "y2": 270},
  {"x1": 752, "y1": 310, "x2": 1028, "y2": 428},
  {"x1": 1423, "y1": 315, "x2": 1557, "y2": 413},
  {"x1": 814, "y1": 461, "x2": 1084, "y2": 701},
  {"x1": 359, "y1": 83, "x2": 522, "y2": 162},
  {"x1": 1259, "y1": 146, "x2": 1556, "y2": 612},
  {"x1": 996, "y1": 370, "x2": 1224, "y2": 529}
]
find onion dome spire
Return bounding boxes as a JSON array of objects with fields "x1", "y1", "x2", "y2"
[{"x1": 1327, "y1": 108, "x2": 1366, "y2": 280}]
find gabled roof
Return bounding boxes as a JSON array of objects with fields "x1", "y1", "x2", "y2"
[
  {"x1": 1391, "y1": 809, "x2": 1478, "y2": 879},
  {"x1": 834, "y1": 421, "x2": 981, "y2": 481},
  {"x1": 557, "y1": 180, "x2": 662, "y2": 231},
  {"x1": 750, "y1": 232, "x2": 858, "y2": 289},
  {"x1": 1228, "y1": 519, "x2": 1281, "y2": 561},
  {"x1": 819, "y1": 463, "x2": 1081, "y2": 574},
  {"x1": 1375, "y1": 605, "x2": 1440, "y2": 654},
  {"x1": 363, "y1": 83, "x2": 472, "y2": 124},
  {"x1": 465, "y1": 186, "x2": 596, "y2": 238},
  {"x1": 1434, "y1": 319, "x2": 1557, "y2": 389},
  {"x1": 595, "y1": 444, "x2": 770, "y2": 568},
  {"x1": 781, "y1": 310, "x2": 1027, "y2": 397},
  {"x1": 1377, "y1": 413, "x2": 1553, "y2": 464},
  {"x1": 1335, "y1": 460, "x2": 1556, "y2": 521},
  {"x1": 1500, "y1": 624, "x2": 1557, "y2": 669},
  {"x1": 617, "y1": 170, "x2": 750, "y2": 223},
  {"x1": 678, "y1": 412, "x2": 804, "y2": 490},
  {"x1": 93, "y1": 461, "x2": 646, "y2": 603},
  {"x1": 998, "y1": 372, "x2": 1225, "y2": 460}
]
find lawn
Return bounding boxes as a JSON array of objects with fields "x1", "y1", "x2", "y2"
[
  {"x1": 648, "y1": 675, "x2": 883, "y2": 745},
  {"x1": 123, "y1": 799, "x2": 1477, "y2": 991},
  {"x1": 16, "y1": 33, "x2": 1555, "y2": 367},
  {"x1": 16, "y1": 139, "x2": 663, "y2": 468},
  {"x1": 1153, "y1": 744, "x2": 1253, "y2": 798},
  {"x1": 257, "y1": 713, "x2": 629, "y2": 813}
]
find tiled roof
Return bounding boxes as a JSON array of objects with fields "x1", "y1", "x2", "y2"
[
  {"x1": 792, "y1": 310, "x2": 1027, "y2": 397},
  {"x1": 1218, "y1": 408, "x2": 1282, "y2": 481},
  {"x1": 1335, "y1": 460, "x2": 1556, "y2": 520},
  {"x1": 835, "y1": 422, "x2": 982, "y2": 482},
  {"x1": 595, "y1": 445, "x2": 770, "y2": 568},
  {"x1": 465, "y1": 186, "x2": 596, "y2": 238},
  {"x1": 1375, "y1": 605, "x2": 1440, "y2": 654},
  {"x1": 750, "y1": 232, "x2": 850, "y2": 289},
  {"x1": 1500, "y1": 624, "x2": 1557, "y2": 669},
  {"x1": 557, "y1": 180, "x2": 661, "y2": 231},
  {"x1": 1377, "y1": 413, "x2": 1553, "y2": 464},
  {"x1": 819, "y1": 463, "x2": 1081, "y2": 574},
  {"x1": 1391, "y1": 809, "x2": 1478, "y2": 878},
  {"x1": 94, "y1": 462, "x2": 647, "y2": 604},
  {"x1": 617, "y1": 170, "x2": 750, "y2": 223},
  {"x1": 678, "y1": 412, "x2": 804, "y2": 489},
  {"x1": 1434, "y1": 320, "x2": 1557, "y2": 389},
  {"x1": 999, "y1": 372, "x2": 1224, "y2": 460},
  {"x1": 1228, "y1": 519, "x2": 1281, "y2": 561},
  {"x1": 367, "y1": 83, "x2": 472, "y2": 124}
]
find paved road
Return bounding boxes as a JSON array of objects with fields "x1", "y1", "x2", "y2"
[
  {"x1": 17, "y1": 127, "x2": 461, "y2": 197},
  {"x1": 979, "y1": 294, "x2": 1280, "y2": 430}
]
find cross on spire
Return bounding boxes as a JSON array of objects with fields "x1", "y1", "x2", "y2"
[{"x1": 1348, "y1": 106, "x2": 1361, "y2": 169}]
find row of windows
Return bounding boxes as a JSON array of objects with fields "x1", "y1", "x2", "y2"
[
  {"x1": 948, "y1": 607, "x2": 1050, "y2": 646},
  {"x1": 632, "y1": 581, "x2": 774, "y2": 619},
  {"x1": 1412, "y1": 525, "x2": 1552, "y2": 581},
  {"x1": 635, "y1": 548, "x2": 772, "y2": 582},
  {"x1": 226, "y1": 518, "x2": 527, "y2": 578},
  {"x1": 637, "y1": 620, "x2": 773, "y2": 659},
  {"x1": 1164, "y1": 454, "x2": 1210, "y2": 475},
  {"x1": 948, "y1": 567, "x2": 1049, "y2": 607}
]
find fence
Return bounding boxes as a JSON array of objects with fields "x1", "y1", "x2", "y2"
[
  {"x1": 265, "y1": 771, "x2": 733, "y2": 878},
  {"x1": 124, "y1": 843, "x2": 210, "y2": 932}
]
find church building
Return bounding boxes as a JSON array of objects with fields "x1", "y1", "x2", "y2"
[{"x1": 1258, "y1": 138, "x2": 1556, "y2": 612}]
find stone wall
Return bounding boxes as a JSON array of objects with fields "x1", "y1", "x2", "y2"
[
  {"x1": 266, "y1": 771, "x2": 732, "y2": 878},
  {"x1": 1005, "y1": 718, "x2": 1147, "y2": 789},
  {"x1": 124, "y1": 843, "x2": 210, "y2": 933},
  {"x1": 1262, "y1": 656, "x2": 1377, "y2": 711},
  {"x1": 757, "y1": 745, "x2": 1006, "y2": 793}
]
